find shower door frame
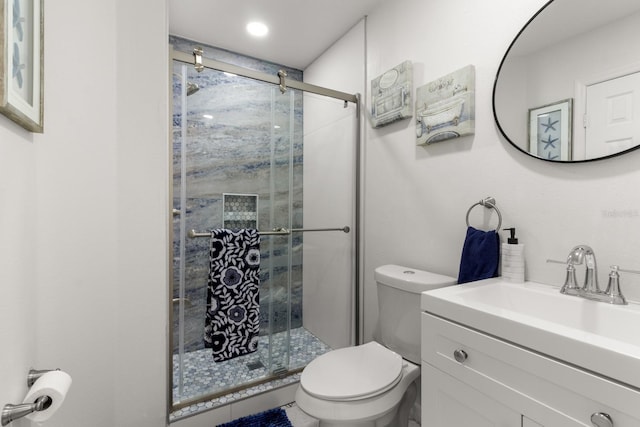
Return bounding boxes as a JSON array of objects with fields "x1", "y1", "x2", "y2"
[{"x1": 168, "y1": 47, "x2": 363, "y2": 413}]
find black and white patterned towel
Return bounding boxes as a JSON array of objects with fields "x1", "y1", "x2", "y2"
[{"x1": 204, "y1": 229, "x2": 261, "y2": 362}]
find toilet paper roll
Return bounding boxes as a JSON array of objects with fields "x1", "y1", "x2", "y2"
[{"x1": 22, "y1": 370, "x2": 72, "y2": 423}]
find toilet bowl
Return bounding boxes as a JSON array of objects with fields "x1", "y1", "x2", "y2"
[
  {"x1": 295, "y1": 341, "x2": 420, "y2": 427},
  {"x1": 295, "y1": 265, "x2": 456, "y2": 426}
]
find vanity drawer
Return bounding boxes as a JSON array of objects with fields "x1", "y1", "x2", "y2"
[{"x1": 422, "y1": 312, "x2": 640, "y2": 426}]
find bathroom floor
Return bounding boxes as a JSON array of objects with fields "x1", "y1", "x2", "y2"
[{"x1": 281, "y1": 403, "x2": 319, "y2": 426}]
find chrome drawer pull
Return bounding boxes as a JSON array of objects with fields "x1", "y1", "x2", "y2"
[
  {"x1": 453, "y1": 349, "x2": 468, "y2": 363},
  {"x1": 591, "y1": 412, "x2": 613, "y2": 427}
]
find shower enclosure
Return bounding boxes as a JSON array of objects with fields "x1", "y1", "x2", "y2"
[{"x1": 170, "y1": 42, "x2": 360, "y2": 414}]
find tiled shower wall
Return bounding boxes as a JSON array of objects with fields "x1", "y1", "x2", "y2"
[{"x1": 170, "y1": 36, "x2": 305, "y2": 353}]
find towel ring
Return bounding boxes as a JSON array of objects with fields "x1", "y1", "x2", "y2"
[{"x1": 465, "y1": 197, "x2": 502, "y2": 231}]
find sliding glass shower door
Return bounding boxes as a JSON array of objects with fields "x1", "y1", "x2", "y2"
[
  {"x1": 172, "y1": 60, "x2": 314, "y2": 407},
  {"x1": 170, "y1": 48, "x2": 358, "y2": 414}
]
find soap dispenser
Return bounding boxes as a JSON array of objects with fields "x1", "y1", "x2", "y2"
[{"x1": 502, "y1": 227, "x2": 525, "y2": 283}]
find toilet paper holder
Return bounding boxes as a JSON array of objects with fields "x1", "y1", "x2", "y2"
[{"x1": 1, "y1": 369, "x2": 58, "y2": 426}]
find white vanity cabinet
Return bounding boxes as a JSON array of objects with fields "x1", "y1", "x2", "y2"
[{"x1": 421, "y1": 312, "x2": 640, "y2": 427}]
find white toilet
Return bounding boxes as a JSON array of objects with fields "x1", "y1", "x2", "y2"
[{"x1": 295, "y1": 264, "x2": 457, "y2": 427}]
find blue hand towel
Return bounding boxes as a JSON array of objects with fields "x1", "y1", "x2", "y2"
[
  {"x1": 204, "y1": 228, "x2": 261, "y2": 362},
  {"x1": 457, "y1": 226, "x2": 500, "y2": 284}
]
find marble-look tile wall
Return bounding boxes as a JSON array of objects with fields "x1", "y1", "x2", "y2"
[{"x1": 170, "y1": 36, "x2": 304, "y2": 354}]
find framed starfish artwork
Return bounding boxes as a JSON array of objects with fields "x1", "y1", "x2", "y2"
[
  {"x1": 0, "y1": 0, "x2": 44, "y2": 132},
  {"x1": 528, "y1": 99, "x2": 572, "y2": 161}
]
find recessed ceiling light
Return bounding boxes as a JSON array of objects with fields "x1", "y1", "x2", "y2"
[
  {"x1": 203, "y1": 114, "x2": 213, "y2": 119},
  {"x1": 247, "y1": 21, "x2": 269, "y2": 37}
]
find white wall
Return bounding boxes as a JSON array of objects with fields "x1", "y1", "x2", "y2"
[
  {"x1": 0, "y1": 1, "x2": 168, "y2": 426},
  {"x1": 362, "y1": 0, "x2": 640, "y2": 340},
  {"x1": 34, "y1": 3, "x2": 120, "y2": 426},
  {"x1": 0, "y1": 91, "x2": 37, "y2": 427},
  {"x1": 114, "y1": 0, "x2": 169, "y2": 425}
]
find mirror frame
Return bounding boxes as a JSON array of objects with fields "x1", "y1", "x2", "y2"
[{"x1": 492, "y1": 0, "x2": 640, "y2": 163}]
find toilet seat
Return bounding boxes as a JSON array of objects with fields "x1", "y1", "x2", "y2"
[{"x1": 300, "y1": 341, "x2": 403, "y2": 401}]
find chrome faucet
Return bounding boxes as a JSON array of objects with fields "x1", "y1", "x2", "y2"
[
  {"x1": 565, "y1": 245, "x2": 600, "y2": 295},
  {"x1": 548, "y1": 245, "x2": 630, "y2": 305}
]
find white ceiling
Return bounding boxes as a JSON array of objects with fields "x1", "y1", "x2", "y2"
[{"x1": 169, "y1": 0, "x2": 385, "y2": 70}]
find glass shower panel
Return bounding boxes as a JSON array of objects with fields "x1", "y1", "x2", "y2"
[
  {"x1": 299, "y1": 92, "x2": 358, "y2": 355},
  {"x1": 171, "y1": 61, "x2": 302, "y2": 405},
  {"x1": 264, "y1": 87, "x2": 298, "y2": 376}
]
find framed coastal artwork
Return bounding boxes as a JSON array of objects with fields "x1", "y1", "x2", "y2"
[
  {"x1": 0, "y1": 0, "x2": 44, "y2": 132},
  {"x1": 415, "y1": 65, "x2": 475, "y2": 145},
  {"x1": 370, "y1": 60, "x2": 413, "y2": 128},
  {"x1": 528, "y1": 99, "x2": 572, "y2": 161}
]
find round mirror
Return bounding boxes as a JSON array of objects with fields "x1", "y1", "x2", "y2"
[{"x1": 493, "y1": 0, "x2": 640, "y2": 162}]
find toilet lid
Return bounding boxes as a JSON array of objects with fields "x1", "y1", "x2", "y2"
[{"x1": 300, "y1": 341, "x2": 403, "y2": 401}]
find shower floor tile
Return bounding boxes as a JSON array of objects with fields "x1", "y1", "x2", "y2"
[{"x1": 170, "y1": 327, "x2": 331, "y2": 421}]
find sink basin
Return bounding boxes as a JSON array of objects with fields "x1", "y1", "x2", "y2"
[{"x1": 421, "y1": 278, "x2": 640, "y2": 389}]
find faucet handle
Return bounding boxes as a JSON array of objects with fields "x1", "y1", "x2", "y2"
[
  {"x1": 604, "y1": 265, "x2": 627, "y2": 305},
  {"x1": 547, "y1": 259, "x2": 581, "y2": 295},
  {"x1": 561, "y1": 264, "x2": 581, "y2": 295}
]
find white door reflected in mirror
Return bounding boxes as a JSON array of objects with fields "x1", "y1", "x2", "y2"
[{"x1": 585, "y1": 72, "x2": 640, "y2": 159}]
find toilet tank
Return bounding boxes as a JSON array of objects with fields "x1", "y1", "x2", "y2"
[{"x1": 374, "y1": 264, "x2": 456, "y2": 364}]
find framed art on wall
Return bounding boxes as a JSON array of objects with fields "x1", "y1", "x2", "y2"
[
  {"x1": 0, "y1": 0, "x2": 44, "y2": 133},
  {"x1": 415, "y1": 65, "x2": 475, "y2": 145},
  {"x1": 528, "y1": 99, "x2": 572, "y2": 161},
  {"x1": 370, "y1": 61, "x2": 413, "y2": 128}
]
